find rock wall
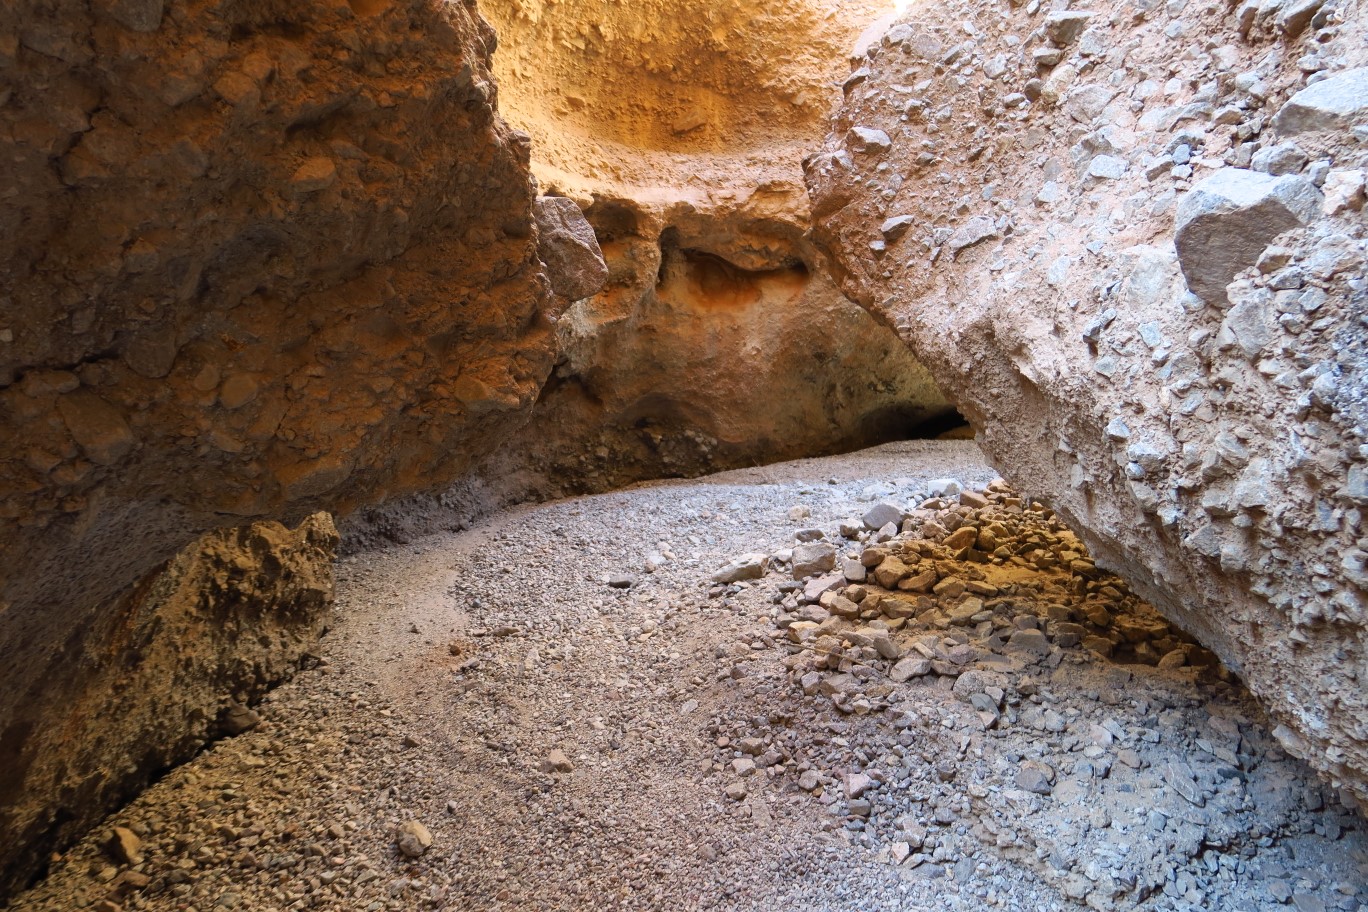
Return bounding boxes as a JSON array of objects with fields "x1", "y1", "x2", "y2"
[
  {"x1": 485, "y1": 0, "x2": 954, "y2": 492},
  {"x1": 807, "y1": 0, "x2": 1367, "y2": 805},
  {"x1": 0, "y1": 0, "x2": 552, "y2": 896},
  {"x1": 0, "y1": 513, "x2": 338, "y2": 900},
  {"x1": 509, "y1": 188, "x2": 952, "y2": 502},
  {"x1": 345, "y1": 0, "x2": 956, "y2": 545}
]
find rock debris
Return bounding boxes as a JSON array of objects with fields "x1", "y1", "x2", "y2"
[{"x1": 11, "y1": 442, "x2": 1365, "y2": 912}]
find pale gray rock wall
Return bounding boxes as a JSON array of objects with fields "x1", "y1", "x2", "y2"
[{"x1": 807, "y1": 0, "x2": 1368, "y2": 808}]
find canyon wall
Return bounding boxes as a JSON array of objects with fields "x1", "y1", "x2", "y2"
[
  {"x1": 0, "y1": 0, "x2": 554, "y2": 896},
  {"x1": 807, "y1": 0, "x2": 1367, "y2": 806},
  {"x1": 346, "y1": 0, "x2": 955, "y2": 545},
  {"x1": 0, "y1": 0, "x2": 949, "y2": 895}
]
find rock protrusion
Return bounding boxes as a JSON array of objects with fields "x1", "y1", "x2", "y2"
[
  {"x1": 1273, "y1": 68, "x2": 1368, "y2": 136},
  {"x1": 534, "y1": 196, "x2": 609, "y2": 302},
  {"x1": 1174, "y1": 168, "x2": 1321, "y2": 305}
]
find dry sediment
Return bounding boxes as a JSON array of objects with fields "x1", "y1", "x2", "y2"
[{"x1": 10, "y1": 444, "x2": 1365, "y2": 912}]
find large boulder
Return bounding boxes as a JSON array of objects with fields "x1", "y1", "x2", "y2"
[
  {"x1": 1273, "y1": 68, "x2": 1368, "y2": 135},
  {"x1": 1174, "y1": 169, "x2": 1321, "y2": 305},
  {"x1": 534, "y1": 196, "x2": 609, "y2": 302},
  {"x1": 807, "y1": 0, "x2": 1368, "y2": 810}
]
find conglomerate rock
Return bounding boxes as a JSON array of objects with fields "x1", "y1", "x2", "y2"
[
  {"x1": 0, "y1": 0, "x2": 552, "y2": 896},
  {"x1": 0, "y1": 513, "x2": 338, "y2": 899},
  {"x1": 807, "y1": 0, "x2": 1367, "y2": 807}
]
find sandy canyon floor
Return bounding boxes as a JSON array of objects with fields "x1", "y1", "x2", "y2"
[{"x1": 11, "y1": 442, "x2": 1368, "y2": 912}]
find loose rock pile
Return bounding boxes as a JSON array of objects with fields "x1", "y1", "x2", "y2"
[
  {"x1": 805, "y1": 0, "x2": 1368, "y2": 809},
  {"x1": 705, "y1": 480, "x2": 1362, "y2": 910}
]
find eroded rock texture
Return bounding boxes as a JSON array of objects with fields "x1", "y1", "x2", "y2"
[
  {"x1": 0, "y1": 0, "x2": 955, "y2": 893},
  {"x1": 0, "y1": 0, "x2": 551, "y2": 895},
  {"x1": 489, "y1": 0, "x2": 952, "y2": 491},
  {"x1": 512, "y1": 189, "x2": 951, "y2": 500},
  {"x1": 0, "y1": 513, "x2": 338, "y2": 898},
  {"x1": 346, "y1": 0, "x2": 954, "y2": 543},
  {"x1": 808, "y1": 0, "x2": 1368, "y2": 805}
]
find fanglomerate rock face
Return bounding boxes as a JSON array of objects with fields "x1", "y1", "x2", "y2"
[{"x1": 807, "y1": 0, "x2": 1368, "y2": 807}]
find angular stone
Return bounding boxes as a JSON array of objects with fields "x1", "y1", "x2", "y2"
[
  {"x1": 863, "y1": 502, "x2": 904, "y2": 530},
  {"x1": 880, "y1": 215, "x2": 916, "y2": 241},
  {"x1": 792, "y1": 542, "x2": 838, "y2": 579},
  {"x1": 104, "y1": 827, "x2": 143, "y2": 866},
  {"x1": 221, "y1": 702, "x2": 261, "y2": 736},
  {"x1": 1175, "y1": 168, "x2": 1321, "y2": 304},
  {"x1": 948, "y1": 216, "x2": 999, "y2": 255},
  {"x1": 843, "y1": 771, "x2": 875, "y2": 798},
  {"x1": 712, "y1": 553, "x2": 767, "y2": 584},
  {"x1": 1016, "y1": 764, "x2": 1054, "y2": 795},
  {"x1": 804, "y1": 572, "x2": 845, "y2": 602},
  {"x1": 944, "y1": 526, "x2": 978, "y2": 551},
  {"x1": 841, "y1": 558, "x2": 867, "y2": 583},
  {"x1": 1044, "y1": 11, "x2": 1092, "y2": 46},
  {"x1": 849, "y1": 126, "x2": 892, "y2": 154},
  {"x1": 1008, "y1": 628, "x2": 1052, "y2": 657},
  {"x1": 534, "y1": 196, "x2": 608, "y2": 301},
  {"x1": 868, "y1": 629, "x2": 901, "y2": 660},
  {"x1": 899, "y1": 568, "x2": 938, "y2": 593},
  {"x1": 1250, "y1": 142, "x2": 1308, "y2": 176},
  {"x1": 873, "y1": 557, "x2": 910, "y2": 589},
  {"x1": 1273, "y1": 68, "x2": 1368, "y2": 135},
  {"x1": 821, "y1": 592, "x2": 861, "y2": 618},
  {"x1": 395, "y1": 820, "x2": 432, "y2": 858},
  {"x1": 958, "y1": 490, "x2": 989, "y2": 509},
  {"x1": 889, "y1": 656, "x2": 932, "y2": 682},
  {"x1": 927, "y1": 478, "x2": 962, "y2": 497}
]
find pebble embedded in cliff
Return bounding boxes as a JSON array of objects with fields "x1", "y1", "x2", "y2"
[
  {"x1": 94, "y1": 0, "x2": 164, "y2": 32},
  {"x1": 289, "y1": 157, "x2": 337, "y2": 195},
  {"x1": 1044, "y1": 11, "x2": 1092, "y2": 47},
  {"x1": 948, "y1": 216, "x2": 999, "y2": 256},
  {"x1": 1174, "y1": 168, "x2": 1321, "y2": 305},
  {"x1": 1272, "y1": 68, "x2": 1368, "y2": 135},
  {"x1": 534, "y1": 196, "x2": 609, "y2": 302},
  {"x1": 849, "y1": 127, "x2": 892, "y2": 155},
  {"x1": 55, "y1": 391, "x2": 135, "y2": 467},
  {"x1": 880, "y1": 216, "x2": 915, "y2": 241}
]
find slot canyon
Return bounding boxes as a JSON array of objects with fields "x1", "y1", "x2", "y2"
[{"x1": 0, "y1": 0, "x2": 1365, "y2": 907}]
